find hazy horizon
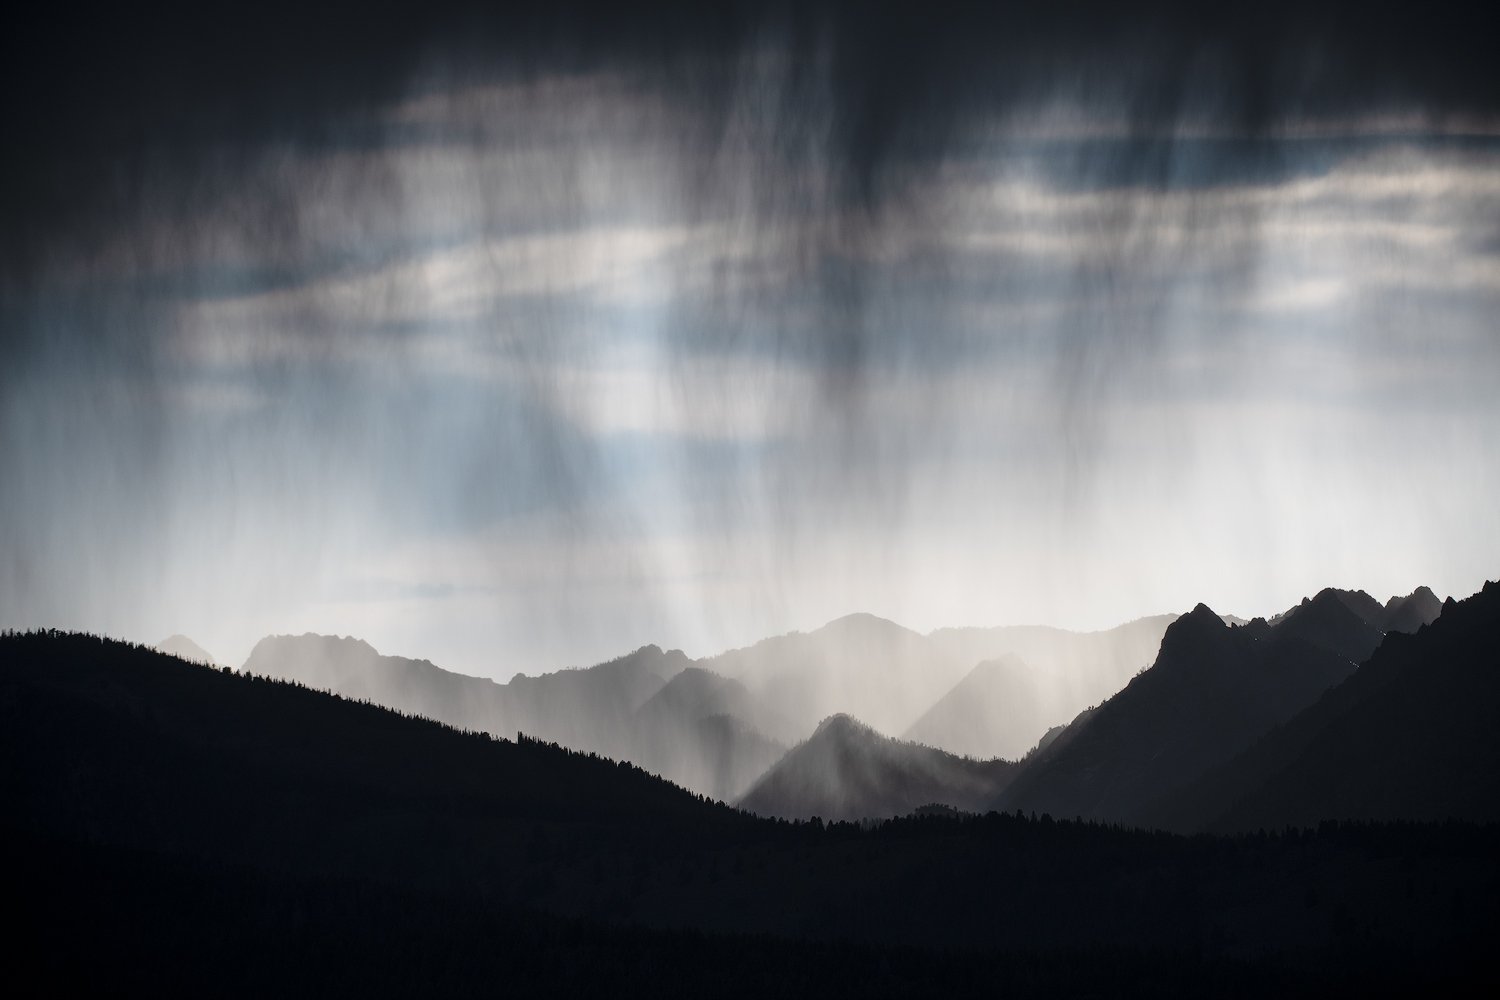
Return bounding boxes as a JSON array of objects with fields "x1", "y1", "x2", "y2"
[{"x1": 33, "y1": 579, "x2": 1452, "y2": 682}]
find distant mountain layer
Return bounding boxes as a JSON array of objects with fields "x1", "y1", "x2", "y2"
[
  {"x1": 238, "y1": 609, "x2": 1169, "y2": 806},
  {"x1": 995, "y1": 587, "x2": 1441, "y2": 825},
  {"x1": 228, "y1": 587, "x2": 1437, "y2": 820},
  {"x1": 154, "y1": 634, "x2": 218, "y2": 667},
  {"x1": 630, "y1": 667, "x2": 788, "y2": 801},
  {"x1": 738, "y1": 714, "x2": 1018, "y2": 822},
  {"x1": 1152, "y1": 583, "x2": 1498, "y2": 832},
  {"x1": 241, "y1": 634, "x2": 777, "y2": 802},
  {"x1": 703, "y1": 613, "x2": 970, "y2": 742},
  {"x1": 705, "y1": 611, "x2": 1177, "y2": 759},
  {"x1": 902, "y1": 655, "x2": 1060, "y2": 762},
  {"x1": 913, "y1": 615, "x2": 1177, "y2": 759}
]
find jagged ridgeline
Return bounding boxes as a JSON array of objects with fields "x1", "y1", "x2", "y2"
[
  {"x1": 233, "y1": 612, "x2": 1179, "y2": 807},
  {"x1": 222, "y1": 584, "x2": 1448, "y2": 828}
]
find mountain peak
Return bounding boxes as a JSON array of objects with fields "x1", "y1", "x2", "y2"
[
  {"x1": 247, "y1": 632, "x2": 380, "y2": 663},
  {"x1": 741, "y1": 714, "x2": 1018, "y2": 821},
  {"x1": 1387, "y1": 585, "x2": 1438, "y2": 609},
  {"x1": 815, "y1": 612, "x2": 919, "y2": 640},
  {"x1": 1383, "y1": 586, "x2": 1444, "y2": 634},
  {"x1": 1178, "y1": 603, "x2": 1228, "y2": 632},
  {"x1": 813, "y1": 713, "x2": 870, "y2": 740}
]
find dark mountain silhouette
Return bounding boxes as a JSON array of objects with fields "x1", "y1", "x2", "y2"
[
  {"x1": 5, "y1": 628, "x2": 1499, "y2": 993},
  {"x1": 1268, "y1": 588, "x2": 1386, "y2": 663},
  {"x1": 1150, "y1": 583, "x2": 1500, "y2": 832},
  {"x1": 917, "y1": 615, "x2": 1176, "y2": 757},
  {"x1": 153, "y1": 633, "x2": 218, "y2": 667},
  {"x1": 1269, "y1": 586, "x2": 1441, "y2": 656},
  {"x1": 738, "y1": 714, "x2": 1019, "y2": 821},
  {"x1": 1384, "y1": 585, "x2": 1443, "y2": 634},
  {"x1": 995, "y1": 601, "x2": 1364, "y2": 823},
  {"x1": 995, "y1": 588, "x2": 1445, "y2": 825}
]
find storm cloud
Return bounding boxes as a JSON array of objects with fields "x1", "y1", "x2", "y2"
[{"x1": 3, "y1": 1, "x2": 1498, "y2": 673}]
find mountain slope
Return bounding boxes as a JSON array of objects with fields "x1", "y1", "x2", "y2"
[
  {"x1": 630, "y1": 667, "x2": 787, "y2": 801},
  {"x1": 704, "y1": 613, "x2": 968, "y2": 741},
  {"x1": 1384, "y1": 585, "x2": 1443, "y2": 634},
  {"x1": 996, "y1": 587, "x2": 1444, "y2": 826},
  {"x1": 242, "y1": 634, "x2": 681, "y2": 757},
  {"x1": 917, "y1": 615, "x2": 1176, "y2": 757},
  {"x1": 1269, "y1": 589, "x2": 1386, "y2": 663},
  {"x1": 1155, "y1": 583, "x2": 1500, "y2": 832},
  {"x1": 499, "y1": 644, "x2": 684, "y2": 757},
  {"x1": 994, "y1": 601, "x2": 1362, "y2": 824},
  {"x1": 2, "y1": 633, "x2": 743, "y2": 897},
  {"x1": 242, "y1": 633, "x2": 508, "y2": 733},
  {"x1": 154, "y1": 634, "x2": 218, "y2": 667},
  {"x1": 240, "y1": 634, "x2": 782, "y2": 800},
  {"x1": 902, "y1": 655, "x2": 1063, "y2": 760},
  {"x1": 738, "y1": 714, "x2": 1018, "y2": 822}
]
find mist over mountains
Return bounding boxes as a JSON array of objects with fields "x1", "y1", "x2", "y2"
[
  {"x1": 5, "y1": 577, "x2": 1498, "y2": 994},
  {"x1": 739, "y1": 714, "x2": 1019, "y2": 822},
  {"x1": 211, "y1": 582, "x2": 1451, "y2": 829},
  {"x1": 153, "y1": 634, "x2": 219, "y2": 667},
  {"x1": 234, "y1": 608, "x2": 1174, "y2": 804},
  {"x1": 912, "y1": 615, "x2": 1176, "y2": 759}
]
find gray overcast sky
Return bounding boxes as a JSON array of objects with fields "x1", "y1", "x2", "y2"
[{"x1": 3, "y1": 5, "x2": 1498, "y2": 675}]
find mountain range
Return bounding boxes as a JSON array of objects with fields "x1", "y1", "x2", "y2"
[
  {"x1": 994, "y1": 587, "x2": 1443, "y2": 826},
  {"x1": 157, "y1": 583, "x2": 1445, "y2": 826},
  {"x1": 5, "y1": 596, "x2": 1498, "y2": 994},
  {"x1": 228, "y1": 610, "x2": 1176, "y2": 804},
  {"x1": 241, "y1": 635, "x2": 782, "y2": 800},
  {"x1": 1152, "y1": 584, "x2": 1497, "y2": 832},
  {"x1": 915, "y1": 615, "x2": 1178, "y2": 758}
]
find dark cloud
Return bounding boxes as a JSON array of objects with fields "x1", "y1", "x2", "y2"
[{"x1": 5, "y1": 1, "x2": 1498, "y2": 277}]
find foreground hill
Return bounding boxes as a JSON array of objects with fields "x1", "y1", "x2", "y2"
[
  {"x1": 738, "y1": 714, "x2": 1018, "y2": 821},
  {"x1": 242, "y1": 633, "x2": 511, "y2": 734},
  {"x1": 4, "y1": 630, "x2": 1498, "y2": 994},
  {"x1": 154, "y1": 634, "x2": 219, "y2": 667},
  {"x1": 994, "y1": 588, "x2": 1422, "y2": 824},
  {"x1": 1152, "y1": 582, "x2": 1500, "y2": 832}
]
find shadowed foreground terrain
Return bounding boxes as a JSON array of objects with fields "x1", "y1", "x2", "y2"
[{"x1": 4, "y1": 630, "x2": 1498, "y2": 995}]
